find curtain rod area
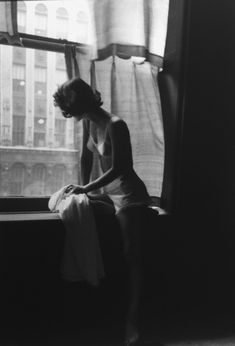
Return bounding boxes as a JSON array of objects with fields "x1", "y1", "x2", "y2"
[
  {"x1": 0, "y1": 33, "x2": 163, "y2": 67},
  {"x1": 19, "y1": 33, "x2": 87, "y2": 53}
]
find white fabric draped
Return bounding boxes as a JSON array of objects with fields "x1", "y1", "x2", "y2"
[
  {"x1": 0, "y1": 1, "x2": 21, "y2": 45},
  {"x1": 49, "y1": 186, "x2": 105, "y2": 286}
]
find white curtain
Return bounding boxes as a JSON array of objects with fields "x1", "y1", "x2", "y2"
[
  {"x1": 90, "y1": 0, "x2": 169, "y2": 66},
  {"x1": 0, "y1": 1, "x2": 21, "y2": 45},
  {"x1": 64, "y1": 0, "x2": 169, "y2": 197}
]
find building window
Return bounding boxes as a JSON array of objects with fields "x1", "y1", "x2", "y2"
[
  {"x1": 12, "y1": 64, "x2": 26, "y2": 116},
  {"x1": 56, "y1": 53, "x2": 66, "y2": 70},
  {"x1": 56, "y1": 7, "x2": 68, "y2": 39},
  {"x1": 12, "y1": 64, "x2": 26, "y2": 92},
  {"x1": 31, "y1": 164, "x2": 47, "y2": 195},
  {"x1": 34, "y1": 117, "x2": 46, "y2": 147},
  {"x1": 35, "y1": 50, "x2": 47, "y2": 67},
  {"x1": 76, "y1": 11, "x2": 88, "y2": 43},
  {"x1": 10, "y1": 163, "x2": 26, "y2": 196},
  {"x1": 17, "y1": 1, "x2": 26, "y2": 33},
  {"x1": 34, "y1": 132, "x2": 46, "y2": 148},
  {"x1": 54, "y1": 119, "x2": 66, "y2": 148},
  {"x1": 35, "y1": 3, "x2": 48, "y2": 36},
  {"x1": 34, "y1": 65, "x2": 47, "y2": 147},
  {"x1": 13, "y1": 63, "x2": 25, "y2": 86},
  {"x1": 12, "y1": 116, "x2": 25, "y2": 146},
  {"x1": 13, "y1": 47, "x2": 26, "y2": 65}
]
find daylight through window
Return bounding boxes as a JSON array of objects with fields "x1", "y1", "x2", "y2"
[{"x1": 0, "y1": 0, "x2": 90, "y2": 197}]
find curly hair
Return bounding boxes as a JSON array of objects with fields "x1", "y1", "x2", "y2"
[{"x1": 53, "y1": 77, "x2": 103, "y2": 118}]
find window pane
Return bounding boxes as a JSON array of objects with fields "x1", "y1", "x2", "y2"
[
  {"x1": 17, "y1": 0, "x2": 91, "y2": 44},
  {"x1": 0, "y1": 45, "x2": 80, "y2": 197},
  {"x1": 12, "y1": 116, "x2": 25, "y2": 146},
  {"x1": 35, "y1": 3, "x2": 48, "y2": 36},
  {"x1": 35, "y1": 50, "x2": 47, "y2": 67},
  {"x1": 17, "y1": 1, "x2": 26, "y2": 33},
  {"x1": 56, "y1": 7, "x2": 68, "y2": 39}
]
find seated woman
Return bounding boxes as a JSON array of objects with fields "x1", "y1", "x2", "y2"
[{"x1": 53, "y1": 77, "x2": 154, "y2": 346}]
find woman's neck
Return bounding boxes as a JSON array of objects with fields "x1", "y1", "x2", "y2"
[{"x1": 85, "y1": 107, "x2": 111, "y2": 127}]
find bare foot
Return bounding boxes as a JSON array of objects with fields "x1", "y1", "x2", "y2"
[{"x1": 124, "y1": 323, "x2": 139, "y2": 345}]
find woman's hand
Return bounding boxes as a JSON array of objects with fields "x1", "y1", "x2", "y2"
[{"x1": 64, "y1": 184, "x2": 86, "y2": 196}]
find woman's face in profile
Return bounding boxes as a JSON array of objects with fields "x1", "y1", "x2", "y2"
[{"x1": 62, "y1": 90, "x2": 86, "y2": 121}]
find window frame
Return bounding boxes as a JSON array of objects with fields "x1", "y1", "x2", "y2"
[{"x1": 0, "y1": 32, "x2": 83, "y2": 213}]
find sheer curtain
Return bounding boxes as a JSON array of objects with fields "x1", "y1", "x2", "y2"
[
  {"x1": 90, "y1": 0, "x2": 169, "y2": 65},
  {"x1": 65, "y1": 0, "x2": 169, "y2": 197},
  {"x1": 0, "y1": 1, "x2": 21, "y2": 45}
]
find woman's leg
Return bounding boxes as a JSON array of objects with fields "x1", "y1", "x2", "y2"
[{"x1": 116, "y1": 206, "x2": 146, "y2": 344}]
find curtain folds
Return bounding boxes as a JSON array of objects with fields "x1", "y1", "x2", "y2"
[
  {"x1": 90, "y1": 0, "x2": 169, "y2": 66},
  {"x1": 0, "y1": 1, "x2": 21, "y2": 46}
]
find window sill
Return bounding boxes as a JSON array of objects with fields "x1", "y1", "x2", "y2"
[
  {"x1": 0, "y1": 206, "x2": 168, "y2": 222},
  {"x1": 0, "y1": 212, "x2": 60, "y2": 222}
]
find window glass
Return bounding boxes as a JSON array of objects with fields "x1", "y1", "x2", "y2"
[
  {"x1": 9, "y1": 164, "x2": 26, "y2": 196},
  {"x1": 17, "y1": 1, "x2": 91, "y2": 44},
  {"x1": 35, "y1": 50, "x2": 47, "y2": 67},
  {"x1": 35, "y1": 3, "x2": 48, "y2": 36},
  {"x1": 17, "y1": 1, "x2": 26, "y2": 33},
  {"x1": 0, "y1": 45, "x2": 79, "y2": 197},
  {"x1": 56, "y1": 7, "x2": 68, "y2": 39},
  {"x1": 12, "y1": 116, "x2": 25, "y2": 146},
  {"x1": 76, "y1": 11, "x2": 88, "y2": 43}
]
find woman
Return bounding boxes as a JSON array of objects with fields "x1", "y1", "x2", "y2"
[{"x1": 53, "y1": 77, "x2": 153, "y2": 345}]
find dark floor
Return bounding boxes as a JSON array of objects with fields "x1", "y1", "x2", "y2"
[{"x1": 1, "y1": 309, "x2": 235, "y2": 346}]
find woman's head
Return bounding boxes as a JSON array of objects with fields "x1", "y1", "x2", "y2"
[{"x1": 53, "y1": 77, "x2": 103, "y2": 119}]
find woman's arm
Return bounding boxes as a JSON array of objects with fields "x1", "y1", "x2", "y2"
[
  {"x1": 80, "y1": 119, "x2": 133, "y2": 194},
  {"x1": 80, "y1": 119, "x2": 93, "y2": 185}
]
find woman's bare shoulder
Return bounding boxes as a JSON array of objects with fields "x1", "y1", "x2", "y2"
[
  {"x1": 109, "y1": 115, "x2": 126, "y2": 127},
  {"x1": 108, "y1": 116, "x2": 130, "y2": 141}
]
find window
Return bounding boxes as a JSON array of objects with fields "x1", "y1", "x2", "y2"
[
  {"x1": 17, "y1": 1, "x2": 26, "y2": 33},
  {"x1": 34, "y1": 65, "x2": 47, "y2": 147},
  {"x1": 76, "y1": 11, "x2": 88, "y2": 43},
  {"x1": 35, "y1": 3, "x2": 48, "y2": 36},
  {"x1": 0, "y1": 0, "x2": 177, "y2": 212},
  {"x1": 16, "y1": 1, "x2": 90, "y2": 44},
  {"x1": 54, "y1": 119, "x2": 66, "y2": 148},
  {"x1": 9, "y1": 164, "x2": 26, "y2": 196},
  {"x1": 13, "y1": 63, "x2": 26, "y2": 94},
  {"x1": 13, "y1": 47, "x2": 26, "y2": 64},
  {"x1": 35, "y1": 50, "x2": 47, "y2": 67},
  {"x1": 31, "y1": 164, "x2": 47, "y2": 195},
  {"x1": 0, "y1": 43, "x2": 79, "y2": 201},
  {"x1": 56, "y1": 8, "x2": 68, "y2": 39},
  {"x1": 12, "y1": 116, "x2": 25, "y2": 146}
]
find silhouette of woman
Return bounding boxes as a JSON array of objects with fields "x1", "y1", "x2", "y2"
[{"x1": 53, "y1": 77, "x2": 154, "y2": 345}]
